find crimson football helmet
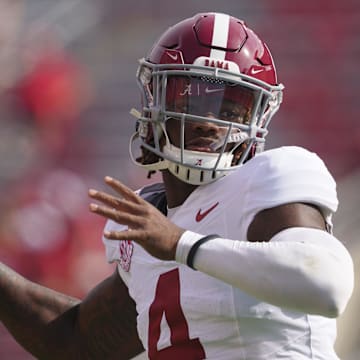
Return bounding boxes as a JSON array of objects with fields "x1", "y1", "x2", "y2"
[{"x1": 130, "y1": 12, "x2": 283, "y2": 185}]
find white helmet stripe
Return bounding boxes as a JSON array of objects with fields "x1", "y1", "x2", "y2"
[{"x1": 210, "y1": 13, "x2": 230, "y2": 60}]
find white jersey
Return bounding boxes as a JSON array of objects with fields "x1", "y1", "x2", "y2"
[{"x1": 103, "y1": 146, "x2": 339, "y2": 360}]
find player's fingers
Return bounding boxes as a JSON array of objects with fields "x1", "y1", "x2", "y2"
[
  {"x1": 89, "y1": 203, "x2": 143, "y2": 228},
  {"x1": 88, "y1": 189, "x2": 142, "y2": 214},
  {"x1": 104, "y1": 176, "x2": 142, "y2": 204},
  {"x1": 103, "y1": 229, "x2": 143, "y2": 241},
  {"x1": 89, "y1": 189, "x2": 121, "y2": 207},
  {"x1": 103, "y1": 229, "x2": 175, "y2": 261},
  {"x1": 103, "y1": 229, "x2": 152, "y2": 255}
]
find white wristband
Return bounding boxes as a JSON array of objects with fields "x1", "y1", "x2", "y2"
[{"x1": 175, "y1": 230, "x2": 204, "y2": 264}]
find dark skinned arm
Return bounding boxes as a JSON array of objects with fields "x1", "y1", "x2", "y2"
[
  {"x1": 0, "y1": 265, "x2": 144, "y2": 359},
  {"x1": 247, "y1": 202, "x2": 327, "y2": 242}
]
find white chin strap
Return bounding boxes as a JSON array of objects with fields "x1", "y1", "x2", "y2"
[
  {"x1": 129, "y1": 133, "x2": 234, "y2": 185},
  {"x1": 163, "y1": 144, "x2": 234, "y2": 185}
]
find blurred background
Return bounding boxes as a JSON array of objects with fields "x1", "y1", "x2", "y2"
[{"x1": 0, "y1": 1, "x2": 359, "y2": 359}]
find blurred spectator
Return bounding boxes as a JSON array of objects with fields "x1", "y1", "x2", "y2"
[
  {"x1": 0, "y1": 165, "x2": 113, "y2": 297},
  {"x1": 0, "y1": 27, "x2": 110, "y2": 299},
  {"x1": 13, "y1": 32, "x2": 93, "y2": 162}
]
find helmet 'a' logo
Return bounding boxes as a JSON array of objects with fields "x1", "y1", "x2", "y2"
[{"x1": 195, "y1": 159, "x2": 203, "y2": 166}]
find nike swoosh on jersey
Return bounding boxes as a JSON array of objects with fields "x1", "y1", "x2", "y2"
[{"x1": 196, "y1": 202, "x2": 219, "y2": 222}]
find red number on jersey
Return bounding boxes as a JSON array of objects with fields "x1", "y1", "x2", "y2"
[{"x1": 148, "y1": 268, "x2": 205, "y2": 360}]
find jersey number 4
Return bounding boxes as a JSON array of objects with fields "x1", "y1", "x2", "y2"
[{"x1": 148, "y1": 268, "x2": 206, "y2": 359}]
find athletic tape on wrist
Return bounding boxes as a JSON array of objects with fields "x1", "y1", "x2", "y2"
[{"x1": 187, "y1": 234, "x2": 219, "y2": 270}]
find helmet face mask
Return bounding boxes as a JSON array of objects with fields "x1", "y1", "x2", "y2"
[{"x1": 130, "y1": 12, "x2": 284, "y2": 185}]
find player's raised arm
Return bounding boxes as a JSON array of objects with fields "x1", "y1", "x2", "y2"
[{"x1": 0, "y1": 264, "x2": 143, "y2": 359}]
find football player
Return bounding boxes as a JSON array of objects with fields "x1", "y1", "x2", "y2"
[{"x1": 0, "y1": 12, "x2": 354, "y2": 359}]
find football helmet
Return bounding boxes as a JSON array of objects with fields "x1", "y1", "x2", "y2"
[{"x1": 130, "y1": 12, "x2": 283, "y2": 185}]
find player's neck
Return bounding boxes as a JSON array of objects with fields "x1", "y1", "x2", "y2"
[{"x1": 161, "y1": 170, "x2": 198, "y2": 208}]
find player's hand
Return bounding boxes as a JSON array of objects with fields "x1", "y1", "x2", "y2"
[{"x1": 88, "y1": 176, "x2": 185, "y2": 261}]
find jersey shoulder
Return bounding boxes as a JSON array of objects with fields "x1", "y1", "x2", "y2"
[{"x1": 242, "y1": 146, "x2": 338, "y2": 215}]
